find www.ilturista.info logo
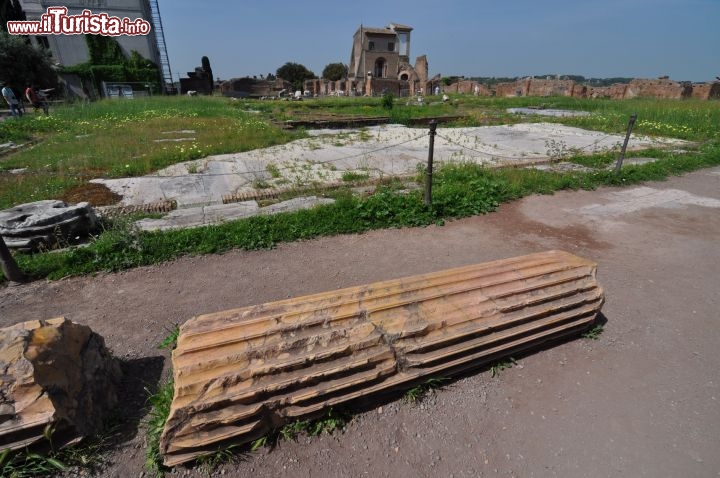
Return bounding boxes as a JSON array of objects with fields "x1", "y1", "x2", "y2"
[{"x1": 6, "y1": 7, "x2": 152, "y2": 36}]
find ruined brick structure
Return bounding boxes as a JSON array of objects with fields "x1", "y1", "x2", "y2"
[
  {"x1": 495, "y1": 78, "x2": 577, "y2": 97},
  {"x1": 219, "y1": 77, "x2": 291, "y2": 98},
  {"x1": 691, "y1": 82, "x2": 720, "y2": 100},
  {"x1": 444, "y1": 80, "x2": 492, "y2": 96},
  {"x1": 588, "y1": 83, "x2": 629, "y2": 99},
  {"x1": 306, "y1": 23, "x2": 430, "y2": 97},
  {"x1": 489, "y1": 77, "x2": 718, "y2": 100},
  {"x1": 623, "y1": 78, "x2": 691, "y2": 99},
  {"x1": 180, "y1": 67, "x2": 213, "y2": 95}
]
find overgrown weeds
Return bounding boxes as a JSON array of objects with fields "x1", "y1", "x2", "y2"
[
  {"x1": 490, "y1": 357, "x2": 517, "y2": 378},
  {"x1": 249, "y1": 407, "x2": 352, "y2": 452},
  {"x1": 144, "y1": 378, "x2": 174, "y2": 477},
  {"x1": 582, "y1": 324, "x2": 604, "y2": 340},
  {"x1": 0, "y1": 420, "x2": 121, "y2": 477},
  {"x1": 404, "y1": 377, "x2": 448, "y2": 403},
  {"x1": 144, "y1": 328, "x2": 180, "y2": 477}
]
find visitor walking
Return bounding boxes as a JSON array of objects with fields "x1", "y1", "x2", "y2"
[{"x1": 1, "y1": 83, "x2": 23, "y2": 117}]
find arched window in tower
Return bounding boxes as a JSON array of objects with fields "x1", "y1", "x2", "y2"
[{"x1": 374, "y1": 58, "x2": 386, "y2": 78}]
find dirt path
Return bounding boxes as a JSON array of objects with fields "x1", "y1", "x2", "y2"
[{"x1": 1, "y1": 167, "x2": 718, "y2": 478}]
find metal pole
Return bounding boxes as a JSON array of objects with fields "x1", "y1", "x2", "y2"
[
  {"x1": 425, "y1": 120, "x2": 438, "y2": 207},
  {"x1": 614, "y1": 113, "x2": 638, "y2": 173}
]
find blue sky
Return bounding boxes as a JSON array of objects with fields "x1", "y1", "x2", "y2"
[{"x1": 160, "y1": 0, "x2": 719, "y2": 83}]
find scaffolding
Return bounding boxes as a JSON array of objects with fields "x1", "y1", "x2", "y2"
[{"x1": 148, "y1": 0, "x2": 175, "y2": 94}]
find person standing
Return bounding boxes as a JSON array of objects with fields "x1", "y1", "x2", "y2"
[
  {"x1": 1, "y1": 83, "x2": 23, "y2": 117},
  {"x1": 25, "y1": 84, "x2": 49, "y2": 115}
]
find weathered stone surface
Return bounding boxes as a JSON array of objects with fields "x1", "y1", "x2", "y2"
[
  {"x1": 0, "y1": 318, "x2": 120, "y2": 451},
  {"x1": 160, "y1": 250, "x2": 604, "y2": 466},
  {"x1": 0, "y1": 200, "x2": 98, "y2": 252}
]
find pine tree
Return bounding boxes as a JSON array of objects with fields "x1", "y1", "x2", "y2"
[{"x1": 201, "y1": 56, "x2": 213, "y2": 91}]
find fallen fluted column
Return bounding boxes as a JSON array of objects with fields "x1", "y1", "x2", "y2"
[{"x1": 161, "y1": 250, "x2": 604, "y2": 466}]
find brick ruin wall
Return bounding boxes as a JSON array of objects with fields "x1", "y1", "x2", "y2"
[
  {"x1": 622, "y1": 79, "x2": 691, "y2": 99},
  {"x1": 444, "y1": 80, "x2": 492, "y2": 96},
  {"x1": 492, "y1": 78, "x2": 718, "y2": 100},
  {"x1": 414, "y1": 56, "x2": 429, "y2": 85},
  {"x1": 302, "y1": 75, "x2": 718, "y2": 100},
  {"x1": 690, "y1": 82, "x2": 720, "y2": 100},
  {"x1": 527, "y1": 79, "x2": 576, "y2": 97},
  {"x1": 588, "y1": 83, "x2": 628, "y2": 99}
]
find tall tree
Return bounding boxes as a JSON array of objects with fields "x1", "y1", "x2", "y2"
[
  {"x1": 322, "y1": 63, "x2": 347, "y2": 82},
  {"x1": 276, "y1": 62, "x2": 316, "y2": 91},
  {"x1": 0, "y1": 32, "x2": 57, "y2": 89},
  {"x1": 201, "y1": 56, "x2": 213, "y2": 91},
  {"x1": 0, "y1": 0, "x2": 26, "y2": 33}
]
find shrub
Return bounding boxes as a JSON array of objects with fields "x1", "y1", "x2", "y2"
[{"x1": 381, "y1": 92, "x2": 394, "y2": 110}]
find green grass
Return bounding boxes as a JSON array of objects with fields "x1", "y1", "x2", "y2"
[
  {"x1": 490, "y1": 357, "x2": 517, "y2": 378},
  {"x1": 143, "y1": 327, "x2": 182, "y2": 477},
  {"x1": 341, "y1": 170, "x2": 370, "y2": 182},
  {"x1": 157, "y1": 324, "x2": 180, "y2": 350},
  {"x1": 145, "y1": 378, "x2": 174, "y2": 477},
  {"x1": 0, "y1": 421, "x2": 120, "y2": 477},
  {"x1": 250, "y1": 407, "x2": 352, "y2": 452},
  {"x1": 254, "y1": 95, "x2": 458, "y2": 121},
  {"x1": 404, "y1": 377, "x2": 448, "y2": 403},
  {"x1": 0, "y1": 448, "x2": 68, "y2": 478},
  {"x1": 582, "y1": 324, "x2": 605, "y2": 340}
]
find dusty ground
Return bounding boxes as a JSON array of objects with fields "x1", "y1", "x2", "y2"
[{"x1": 1, "y1": 167, "x2": 718, "y2": 477}]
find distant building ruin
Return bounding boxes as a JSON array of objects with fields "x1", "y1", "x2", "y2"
[
  {"x1": 218, "y1": 77, "x2": 291, "y2": 98},
  {"x1": 180, "y1": 66, "x2": 213, "y2": 95},
  {"x1": 442, "y1": 76, "x2": 720, "y2": 101},
  {"x1": 305, "y1": 23, "x2": 430, "y2": 97}
]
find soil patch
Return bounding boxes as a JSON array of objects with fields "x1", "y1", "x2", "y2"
[{"x1": 58, "y1": 182, "x2": 122, "y2": 206}]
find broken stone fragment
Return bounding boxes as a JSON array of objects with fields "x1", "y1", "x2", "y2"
[
  {"x1": 0, "y1": 318, "x2": 121, "y2": 451},
  {"x1": 0, "y1": 200, "x2": 98, "y2": 252}
]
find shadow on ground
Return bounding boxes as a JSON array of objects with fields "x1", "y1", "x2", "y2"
[{"x1": 114, "y1": 355, "x2": 166, "y2": 442}]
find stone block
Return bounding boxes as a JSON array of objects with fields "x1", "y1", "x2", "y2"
[
  {"x1": 0, "y1": 318, "x2": 120, "y2": 451},
  {"x1": 0, "y1": 200, "x2": 98, "y2": 252}
]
